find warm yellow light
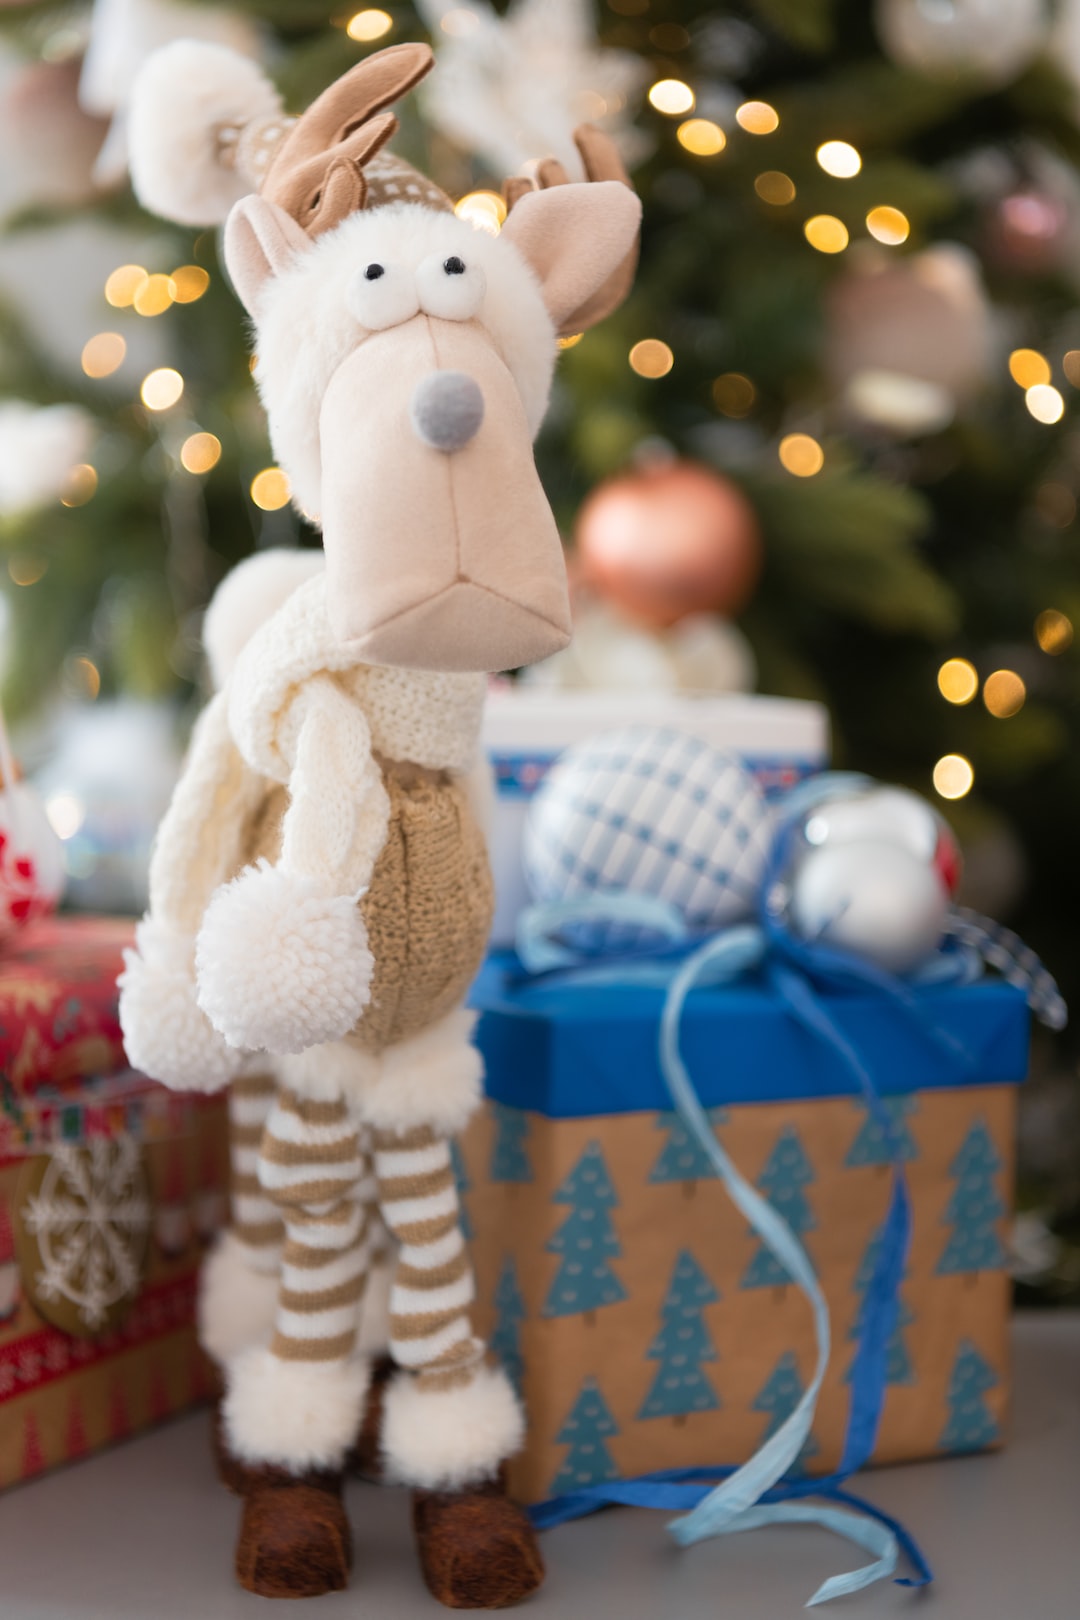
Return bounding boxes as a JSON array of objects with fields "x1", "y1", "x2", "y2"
[
  {"x1": 71, "y1": 657, "x2": 101, "y2": 700},
  {"x1": 649, "y1": 79, "x2": 695, "y2": 115},
  {"x1": 712, "y1": 372, "x2": 755, "y2": 418},
  {"x1": 754, "y1": 170, "x2": 796, "y2": 205},
  {"x1": 181, "y1": 432, "x2": 223, "y2": 475},
  {"x1": 1025, "y1": 384, "x2": 1065, "y2": 424},
  {"x1": 440, "y1": 8, "x2": 479, "y2": 34},
  {"x1": 8, "y1": 555, "x2": 47, "y2": 586},
  {"x1": 865, "y1": 206, "x2": 910, "y2": 245},
  {"x1": 677, "y1": 118, "x2": 725, "y2": 156},
  {"x1": 105, "y1": 264, "x2": 148, "y2": 308},
  {"x1": 1008, "y1": 348, "x2": 1051, "y2": 389},
  {"x1": 983, "y1": 669, "x2": 1026, "y2": 718},
  {"x1": 816, "y1": 140, "x2": 861, "y2": 178},
  {"x1": 557, "y1": 332, "x2": 584, "y2": 350},
  {"x1": 779, "y1": 433, "x2": 824, "y2": 477},
  {"x1": 133, "y1": 273, "x2": 176, "y2": 317},
  {"x1": 346, "y1": 8, "x2": 392, "y2": 40},
  {"x1": 60, "y1": 464, "x2": 98, "y2": 507},
  {"x1": 171, "y1": 265, "x2": 211, "y2": 303},
  {"x1": 736, "y1": 100, "x2": 779, "y2": 134},
  {"x1": 804, "y1": 214, "x2": 849, "y2": 254},
  {"x1": 454, "y1": 190, "x2": 506, "y2": 235},
  {"x1": 937, "y1": 657, "x2": 978, "y2": 705},
  {"x1": 629, "y1": 339, "x2": 674, "y2": 379},
  {"x1": 1035, "y1": 608, "x2": 1074, "y2": 654},
  {"x1": 933, "y1": 754, "x2": 974, "y2": 800},
  {"x1": 251, "y1": 466, "x2": 291, "y2": 511},
  {"x1": 141, "y1": 367, "x2": 184, "y2": 411},
  {"x1": 1063, "y1": 350, "x2": 1080, "y2": 387},
  {"x1": 81, "y1": 331, "x2": 126, "y2": 379}
]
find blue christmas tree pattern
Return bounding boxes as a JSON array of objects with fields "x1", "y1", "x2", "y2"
[
  {"x1": 543, "y1": 1141, "x2": 627, "y2": 1321},
  {"x1": 939, "y1": 1340, "x2": 1000, "y2": 1453},
  {"x1": 936, "y1": 1118, "x2": 1007, "y2": 1277},
  {"x1": 550, "y1": 1376, "x2": 620, "y2": 1494},
  {"x1": 751, "y1": 1351, "x2": 820, "y2": 1476},
  {"x1": 649, "y1": 1108, "x2": 729, "y2": 1197},
  {"x1": 490, "y1": 1104, "x2": 533, "y2": 1184},
  {"x1": 844, "y1": 1096, "x2": 918, "y2": 1169},
  {"x1": 844, "y1": 1228, "x2": 915, "y2": 1386},
  {"x1": 449, "y1": 1138, "x2": 472, "y2": 1241},
  {"x1": 740, "y1": 1127, "x2": 816, "y2": 1291},
  {"x1": 639, "y1": 1250, "x2": 721, "y2": 1422},
  {"x1": 490, "y1": 1255, "x2": 526, "y2": 1396}
]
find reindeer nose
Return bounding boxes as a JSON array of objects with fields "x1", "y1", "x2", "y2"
[{"x1": 410, "y1": 371, "x2": 484, "y2": 452}]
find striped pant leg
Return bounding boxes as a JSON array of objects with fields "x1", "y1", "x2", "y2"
[{"x1": 229, "y1": 1072, "x2": 285, "y2": 1269}]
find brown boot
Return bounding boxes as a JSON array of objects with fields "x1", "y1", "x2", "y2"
[
  {"x1": 348, "y1": 1353, "x2": 395, "y2": 1482},
  {"x1": 236, "y1": 1463, "x2": 352, "y2": 1599},
  {"x1": 412, "y1": 1473, "x2": 544, "y2": 1609}
]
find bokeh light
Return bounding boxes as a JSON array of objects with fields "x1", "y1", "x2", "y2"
[
  {"x1": 1025, "y1": 384, "x2": 1065, "y2": 424},
  {"x1": 629, "y1": 339, "x2": 674, "y2": 378},
  {"x1": 105, "y1": 264, "x2": 148, "y2": 308},
  {"x1": 937, "y1": 658, "x2": 978, "y2": 705},
  {"x1": 983, "y1": 669, "x2": 1026, "y2": 718},
  {"x1": 60, "y1": 465, "x2": 98, "y2": 507},
  {"x1": 251, "y1": 467, "x2": 291, "y2": 510},
  {"x1": 171, "y1": 265, "x2": 210, "y2": 303},
  {"x1": 132, "y1": 273, "x2": 176, "y2": 317},
  {"x1": 454, "y1": 190, "x2": 505, "y2": 235},
  {"x1": 865, "y1": 206, "x2": 910, "y2": 245},
  {"x1": 779, "y1": 433, "x2": 825, "y2": 476},
  {"x1": 141, "y1": 368, "x2": 184, "y2": 411},
  {"x1": 1009, "y1": 348, "x2": 1050, "y2": 388},
  {"x1": 736, "y1": 101, "x2": 779, "y2": 134},
  {"x1": 1035, "y1": 609, "x2": 1073, "y2": 654},
  {"x1": 677, "y1": 119, "x2": 725, "y2": 156},
  {"x1": 81, "y1": 332, "x2": 126, "y2": 379},
  {"x1": 804, "y1": 215, "x2": 849, "y2": 254},
  {"x1": 649, "y1": 79, "x2": 695, "y2": 115},
  {"x1": 755, "y1": 171, "x2": 796, "y2": 205},
  {"x1": 181, "y1": 432, "x2": 223, "y2": 474},
  {"x1": 933, "y1": 754, "x2": 974, "y2": 800},
  {"x1": 346, "y1": 8, "x2": 392, "y2": 40},
  {"x1": 712, "y1": 372, "x2": 755, "y2": 417},
  {"x1": 816, "y1": 140, "x2": 861, "y2": 178}
]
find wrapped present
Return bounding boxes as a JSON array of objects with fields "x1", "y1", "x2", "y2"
[
  {"x1": 0, "y1": 918, "x2": 227, "y2": 1490},
  {"x1": 482, "y1": 690, "x2": 829, "y2": 945},
  {"x1": 461, "y1": 951, "x2": 1027, "y2": 1505}
]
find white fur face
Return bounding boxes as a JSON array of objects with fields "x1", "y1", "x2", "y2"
[{"x1": 250, "y1": 205, "x2": 558, "y2": 519}]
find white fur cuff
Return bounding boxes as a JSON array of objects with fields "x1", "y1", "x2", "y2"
[
  {"x1": 196, "y1": 861, "x2": 374, "y2": 1055},
  {"x1": 224, "y1": 1346, "x2": 371, "y2": 1471},
  {"x1": 381, "y1": 1364, "x2": 525, "y2": 1490},
  {"x1": 118, "y1": 918, "x2": 241, "y2": 1093},
  {"x1": 198, "y1": 1230, "x2": 282, "y2": 1368},
  {"x1": 359, "y1": 1009, "x2": 483, "y2": 1136}
]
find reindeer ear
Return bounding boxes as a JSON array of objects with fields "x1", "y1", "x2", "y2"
[
  {"x1": 224, "y1": 196, "x2": 314, "y2": 314},
  {"x1": 500, "y1": 181, "x2": 641, "y2": 336}
]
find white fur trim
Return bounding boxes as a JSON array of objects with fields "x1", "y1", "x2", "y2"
[
  {"x1": 118, "y1": 918, "x2": 240, "y2": 1092},
  {"x1": 359, "y1": 1009, "x2": 483, "y2": 1136},
  {"x1": 129, "y1": 42, "x2": 282, "y2": 227},
  {"x1": 381, "y1": 1364, "x2": 524, "y2": 1490},
  {"x1": 198, "y1": 1230, "x2": 281, "y2": 1367},
  {"x1": 203, "y1": 549, "x2": 325, "y2": 689},
  {"x1": 195, "y1": 861, "x2": 374, "y2": 1054},
  {"x1": 224, "y1": 1346, "x2": 371, "y2": 1471},
  {"x1": 275, "y1": 1039, "x2": 381, "y2": 1103}
]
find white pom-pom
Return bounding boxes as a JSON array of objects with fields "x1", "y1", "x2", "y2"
[
  {"x1": 128, "y1": 42, "x2": 282, "y2": 226},
  {"x1": 118, "y1": 918, "x2": 241, "y2": 1092},
  {"x1": 195, "y1": 861, "x2": 374, "y2": 1054},
  {"x1": 203, "y1": 549, "x2": 325, "y2": 689}
]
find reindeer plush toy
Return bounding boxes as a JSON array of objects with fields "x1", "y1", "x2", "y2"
[{"x1": 118, "y1": 38, "x2": 640, "y2": 1608}]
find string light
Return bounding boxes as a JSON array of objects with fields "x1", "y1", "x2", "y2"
[
  {"x1": 454, "y1": 191, "x2": 505, "y2": 235},
  {"x1": 937, "y1": 658, "x2": 978, "y2": 705},
  {"x1": 60, "y1": 465, "x2": 98, "y2": 507},
  {"x1": 346, "y1": 8, "x2": 392, "y2": 40},
  {"x1": 181, "y1": 432, "x2": 223, "y2": 474},
  {"x1": 779, "y1": 433, "x2": 824, "y2": 476},
  {"x1": 736, "y1": 101, "x2": 779, "y2": 134},
  {"x1": 1008, "y1": 349, "x2": 1050, "y2": 388},
  {"x1": 933, "y1": 754, "x2": 974, "y2": 800},
  {"x1": 712, "y1": 373, "x2": 755, "y2": 417},
  {"x1": 1063, "y1": 350, "x2": 1080, "y2": 386},
  {"x1": 983, "y1": 669, "x2": 1026, "y2": 718},
  {"x1": 865, "y1": 206, "x2": 910, "y2": 245},
  {"x1": 104, "y1": 264, "x2": 148, "y2": 308},
  {"x1": 804, "y1": 215, "x2": 849, "y2": 254},
  {"x1": 81, "y1": 332, "x2": 126, "y2": 379},
  {"x1": 141, "y1": 368, "x2": 184, "y2": 411},
  {"x1": 677, "y1": 119, "x2": 725, "y2": 156},
  {"x1": 251, "y1": 467, "x2": 291, "y2": 510},
  {"x1": 816, "y1": 140, "x2": 861, "y2": 178},
  {"x1": 8, "y1": 556, "x2": 47, "y2": 586},
  {"x1": 171, "y1": 265, "x2": 210, "y2": 303},
  {"x1": 68, "y1": 657, "x2": 101, "y2": 700},
  {"x1": 649, "y1": 79, "x2": 695, "y2": 115},
  {"x1": 557, "y1": 332, "x2": 584, "y2": 350},
  {"x1": 1025, "y1": 384, "x2": 1065, "y2": 424},
  {"x1": 1035, "y1": 609, "x2": 1073, "y2": 653},
  {"x1": 755, "y1": 171, "x2": 796, "y2": 205},
  {"x1": 133, "y1": 274, "x2": 176, "y2": 317},
  {"x1": 629, "y1": 339, "x2": 674, "y2": 378}
]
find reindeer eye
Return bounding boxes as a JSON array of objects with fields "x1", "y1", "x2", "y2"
[
  {"x1": 417, "y1": 251, "x2": 486, "y2": 321},
  {"x1": 347, "y1": 262, "x2": 419, "y2": 331},
  {"x1": 364, "y1": 263, "x2": 385, "y2": 281},
  {"x1": 443, "y1": 257, "x2": 466, "y2": 276}
]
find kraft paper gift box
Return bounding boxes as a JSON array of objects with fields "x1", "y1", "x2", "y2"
[
  {"x1": 482, "y1": 691, "x2": 829, "y2": 946},
  {"x1": 460, "y1": 953, "x2": 1028, "y2": 1504},
  {"x1": 0, "y1": 918, "x2": 227, "y2": 1490}
]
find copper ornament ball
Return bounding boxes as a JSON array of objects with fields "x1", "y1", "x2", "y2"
[{"x1": 574, "y1": 460, "x2": 763, "y2": 629}]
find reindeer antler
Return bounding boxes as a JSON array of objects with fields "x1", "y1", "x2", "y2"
[
  {"x1": 504, "y1": 125, "x2": 640, "y2": 332},
  {"x1": 261, "y1": 42, "x2": 435, "y2": 237}
]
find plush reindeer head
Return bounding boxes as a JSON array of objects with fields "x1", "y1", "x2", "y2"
[{"x1": 131, "y1": 41, "x2": 641, "y2": 673}]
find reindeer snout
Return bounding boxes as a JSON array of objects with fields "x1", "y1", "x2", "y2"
[{"x1": 410, "y1": 371, "x2": 484, "y2": 452}]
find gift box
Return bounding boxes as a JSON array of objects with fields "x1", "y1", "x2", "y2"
[
  {"x1": 482, "y1": 690, "x2": 829, "y2": 945},
  {"x1": 461, "y1": 953, "x2": 1027, "y2": 1503},
  {"x1": 0, "y1": 918, "x2": 227, "y2": 1490}
]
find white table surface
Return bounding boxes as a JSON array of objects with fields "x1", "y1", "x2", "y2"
[{"x1": 0, "y1": 1310, "x2": 1076, "y2": 1620}]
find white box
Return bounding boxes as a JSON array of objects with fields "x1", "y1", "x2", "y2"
[{"x1": 483, "y1": 689, "x2": 830, "y2": 947}]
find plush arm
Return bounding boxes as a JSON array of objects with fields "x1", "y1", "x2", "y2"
[{"x1": 195, "y1": 676, "x2": 391, "y2": 1055}]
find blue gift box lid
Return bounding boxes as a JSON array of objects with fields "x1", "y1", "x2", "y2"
[{"x1": 469, "y1": 951, "x2": 1030, "y2": 1119}]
